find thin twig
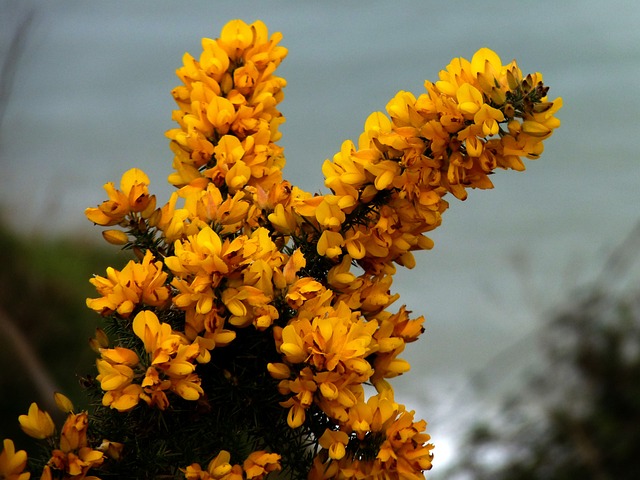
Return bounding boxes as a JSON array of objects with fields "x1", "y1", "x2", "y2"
[{"x1": 0, "y1": 306, "x2": 59, "y2": 413}]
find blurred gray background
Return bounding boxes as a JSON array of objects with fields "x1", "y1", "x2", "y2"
[{"x1": 2, "y1": 0, "x2": 639, "y2": 470}]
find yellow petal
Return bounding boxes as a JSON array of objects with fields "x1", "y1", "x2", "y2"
[
  {"x1": 120, "y1": 168, "x2": 150, "y2": 195},
  {"x1": 471, "y1": 48, "x2": 503, "y2": 77},
  {"x1": 521, "y1": 120, "x2": 551, "y2": 137},
  {"x1": 102, "y1": 229, "x2": 129, "y2": 245},
  {"x1": 132, "y1": 310, "x2": 161, "y2": 353},
  {"x1": 220, "y1": 19, "x2": 253, "y2": 51},
  {"x1": 54, "y1": 392, "x2": 74, "y2": 413},
  {"x1": 18, "y1": 403, "x2": 55, "y2": 439}
]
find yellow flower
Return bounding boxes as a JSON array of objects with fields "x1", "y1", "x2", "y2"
[
  {"x1": 0, "y1": 439, "x2": 29, "y2": 480},
  {"x1": 96, "y1": 357, "x2": 136, "y2": 391},
  {"x1": 456, "y1": 83, "x2": 484, "y2": 117},
  {"x1": 133, "y1": 310, "x2": 176, "y2": 357},
  {"x1": 171, "y1": 373, "x2": 204, "y2": 401},
  {"x1": 165, "y1": 226, "x2": 231, "y2": 280},
  {"x1": 153, "y1": 191, "x2": 190, "y2": 242},
  {"x1": 132, "y1": 310, "x2": 204, "y2": 404},
  {"x1": 183, "y1": 449, "x2": 279, "y2": 480},
  {"x1": 318, "y1": 428, "x2": 349, "y2": 460},
  {"x1": 96, "y1": 346, "x2": 141, "y2": 411},
  {"x1": 327, "y1": 255, "x2": 362, "y2": 291},
  {"x1": 183, "y1": 183, "x2": 253, "y2": 235},
  {"x1": 181, "y1": 450, "x2": 281, "y2": 480},
  {"x1": 285, "y1": 277, "x2": 326, "y2": 310},
  {"x1": 101, "y1": 229, "x2": 129, "y2": 245},
  {"x1": 167, "y1": 18, "x2": 287, "y2": 194},
  {"x1": 59, "y1": 412, "x2": 89, "y2": 453},
  {"x1": 18, "y1": 403, "x2": 55, "y2": 440},
  {"x1": 309, "y1": 391, "x2": 433, "y2": 479},
  {"x1": 322, "y1": 140, "x2": 368, "y2": 196},
  {"x1": 87, "y1": 249, "x2": 169, "y2": 317},
  {"x1": 278, "y1": 368, "x2": 317, "y2": 428},
  {"x1": 315, "y1": 195, "x2": 356, "y2": 229},
  {"x1": 85, "y1": 168, "x2": 156, "y2": 226},
  {"x1": 276, "y1": 248, "x2": 306, "y2": 288},
  {"x1": 471, "y1": 47, "x2": 503, "y2": 85},
  {"x1": 220, "y1": 19, "x2": 255, "y2": 56},
  {"x1": 267, "y1": 202, "x2": 299, "y2": 235},
  {"x1": 102, "y1": 383, "x2": 144, "y2": 412},
  {"x1": 208, "y1": 450, "x2": 235, "y2": 478},
  {"x1": 221, "y1": 285, "x2": 274, "y2": 328},
  {"x1": 243, "y1": 451, "x2": 281, "y2": 479},
  {"x1": 279, "y1": 319, "x2": 310, "y2": 364},
  {"x1": 53, "y1": 392, "x2": 74, "y2": 414},
  {"x1": 100, "y1": 346, "x2": 140, "y2": 366},
  {"x1": 474, "y1": 103, "x2": 505, "y2": 136},
  {"x1": 317, "y1": 230, "x2": 343, "y2": 258},
  {"x1": 48, "y1": 443, "x2": 104, "y2": 478},
  {"x1": 266, "y1": 362, "x2": 291, "y2": 379},
  {"x1": 79, "y1": 21, "x2": 564, "y2": 478}
]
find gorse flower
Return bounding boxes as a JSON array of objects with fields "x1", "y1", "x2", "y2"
[
  {"x1": 18, "y1": 403, "x2": 55, "y2": 440},
  {"x1": 85, "y1": 168, "x2": 156, "y2": 227},
  {"x1": 45, "y1": 412, "x2": 105, "y2": 478},
  {"x1": 0, "y1": 439, "x2": 29, "y2": 480},
  {"x1": 166, "y1": 19, "x2": 287, "y2": 192},
  {"x1": 13, "y1": 403, "x2": 106, "y2": 480},
  {"x1": 183, "y1": 449, "x2": 281, "y2": 480},
  {"x1": 86, "y1": 249, "x2": 169, "y2": 317},
  {"x1": 7, "y1": 19, "x2": 560, "y2": 480}
]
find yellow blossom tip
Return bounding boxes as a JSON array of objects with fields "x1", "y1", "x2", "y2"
[
  {"x1": 54, "y1": 392, "x2": 75, "y2": 413},
  {"x1": 18, "y1": 402, "x2": 55, "y2": 440},
  {"x1": 102, "y1": 229, "x2": 129, "y2": 245}
]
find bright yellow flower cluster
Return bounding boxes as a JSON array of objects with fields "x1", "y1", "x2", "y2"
[
  {"x1": 166, "y1": 19, "x2": 287, "y2": 192},
  {"x1": 0, "y1": 18, "x2": 560, "y2": 480},
  {"x1": 12, "y1": 396, "x2": 114, "y2": 480},
  {"x1": 165, "y1": 226, "x2": 289, "y2": 335},
  {"x1": 79, "y1": 20, "x2": 559, "y2": 479},
  {"x1": 184, "y1": 450, "x2": 281, "y2": 480},
  {"x1": 311, "y1": 47, "x2": 562, "y2": 274},
  {"x1": 309, "y1": 391, "x2": 433, "y2": 480},
  {"x1": 95, "y1": 310, "x2": 203, "y2": 411},
  {"x1": 87, "y1": 249, "x2": 170, "y2": 317},
  {"x1": 85, "y1": 168, "x2": 156, "y2": 227}
]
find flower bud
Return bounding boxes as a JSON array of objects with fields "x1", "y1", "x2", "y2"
[
  {"x1": 18, "y1": 403, "x2": 55, "y2": 439},
  {"x1": 54, "y1": 392, "x2": 74, "y2": 413},
  {"x1": 102, "y1": 229, "x2": 129, "y2": 245}
]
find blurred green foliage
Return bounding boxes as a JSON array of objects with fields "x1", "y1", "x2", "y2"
[
  {"x1": 448, "y1": 229, "x2": 640, "y2": 479},
  {"x1": 0, "y1": 220, "x2": 125, "y2": 443}
]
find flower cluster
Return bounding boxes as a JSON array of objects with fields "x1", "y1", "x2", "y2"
[
  {"x1": 95, "y1": 310, "x2": 203, "y2": 411},
  {"x1": 307, "y1": 47, "x2": 562, "y2": 274},
  {"x1": 166, "y1": 19, "x2": 287, "y2": 193},
  {"x1": 9, "y1": 395, "x2": 113, "y2": 480},
  {"x1": 309, "y1": 391, "x2": 433, "y2": 480},
  {"x1": 87, "y1": 249, "x2": 169, "y2": 317},
  {"x1": 2, "y1": 19, "x2": 560, "y2": 480},
  {"x1": 183, "y1": 450, "x2": 281, "y2": 480}
]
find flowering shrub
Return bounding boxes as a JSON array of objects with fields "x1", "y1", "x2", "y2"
[{"x1": 1, "y1": 19, "x2": 561, "y2": 480}]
